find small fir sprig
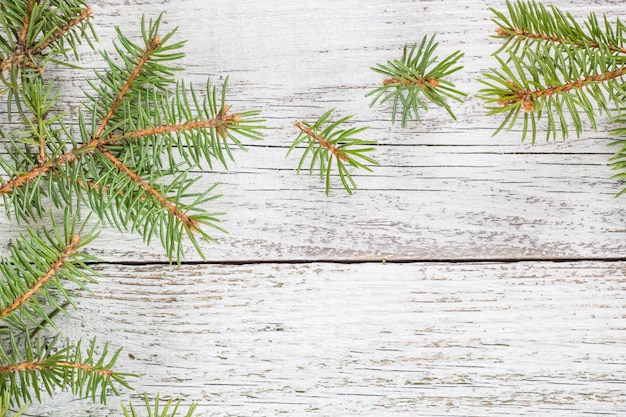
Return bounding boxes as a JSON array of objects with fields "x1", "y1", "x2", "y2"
[
  {"x1": 366, "y1": 34, "x2": 465, "y2": 127},
  {"x1": 489, "y1": 0, "x2": 626, "y2": 59},
  {"x1": 0, "y1": 333, "x2": 135, "y2": 407},
  {"x1": 478, "y1": 0, "x2": 626, "y2": 143},
  {"x1": 0, "y1": 211, "x2": 98, "y2": 334},
  {"x1": 288, "y1": 109, "x2": 378, "y2": 195},
  {"x1": 0, "y1": 0, "x2": 96, "y2": 114},
  {"x1": 122, "y1": 393, "x2": 197, "y2": 417}
]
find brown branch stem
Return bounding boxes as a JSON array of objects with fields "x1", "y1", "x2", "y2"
[
  {"x1": 0, "y1": 360, "x2": 113, "y2": 377},
  {"x1": 107, "y1": 112, "x2": 242, "y2": 145},
  {"x1": 94, "y1": 34, "x2": 161, "y2": 138},
  {"x1": 0, "y1": 234, "x2": 80, "y2": 320},
  {"x1": 98, "y1": 149, "x2": 200, "y2": 232},
  {"x1": 383, "y1": 77, "x2": 439, "y2": 87},
  {"x1": 500, "y1": 66, "x2": 626, "y2": 112},
  {"x1": 495, "y1": 26, "x2": 626, "y2": 55},
  {"x1": 0, "y1": 6, "x2": 92, "y2": 73},
  {"x1": 0, "y1": 150, "x2": 78, "y2": 197},
  {"x1": 293, "y1": 121, "x2": 348, "y2": 162},
  {"x1": 37, "y1": 7, "x2": 93, "y2": 54},
  {"x1": 18, "y1": 0, "x2": 37, "y2": 46}
]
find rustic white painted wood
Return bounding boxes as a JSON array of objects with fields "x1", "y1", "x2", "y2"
[
  {"x1": 4, "y1": 0, "x2": 626, "y2": 262},
  {"x1": 1, "y1": 0, "x2": 626, "y2": 415},
  {"x1": 33, "y1": 262, "x2": 626, "y2": 416}
]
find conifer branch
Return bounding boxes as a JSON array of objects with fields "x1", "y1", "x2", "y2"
[
  {"x1": 288, "y1": 109, "x2": 378, "y2": 195},
  {"x1": 497, "y1": 66, "x2": 626, "y2": 112},
  {"x1": 494, "y1": 26, "x2": 626, "y2": 55},
  {"x1": 98, "y1": 148, "x2": 200, "y2": 233},
  {"x1": 105, "y1": 110, "x2": 243, "y2": 145},
  {"x1": 36, "y1": 7, "x2": 93, "y2": 57},
  {"x1": 293, "y1": 121, "x2": 349, "y2": 162},
  {"x1": 94, "y1": 34, "x2": 161, "y2": 138},
  {"x1": 0, "y1": 359, "x2": 113, "y2": 378},
  {"x1": 0, "y1": 234, "x2": 80, "y2": 321},
  {"x1": 490, "y1": 0, "x2": 626, "y2": 59},
  {"x1": 366, "y1": 34, "x2": 465, "y2": 127},
  {"x1": 0, "y1": 150, "x2": 76, "y2": 197},
  {"x1": 0, "y1": 1, "x2": 94, "y2": 74},
  {"x1": 0, "y1": 107, "x2": 245, "y2": 198},
  {"x1": 479, "y1": 0, "x2": 626, "y2": 142},
  {"x1": 0, "y1": 212, "x2": 98, "y2": 332},
  {"x1": 0, "y1": 334, "x2": 135, "y2": 407}
]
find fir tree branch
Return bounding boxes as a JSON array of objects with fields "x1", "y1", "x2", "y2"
[
  {"x1": 0, "y1": 211, "x2": 99, "y2": 333},
  {"x1": 104, "y1": 110, "x2": 243, "y2": 145},
  {"x1": 94, "y1": 34, "x2": 161, "y2": 138},
  {"x1": 98, "y1": 148, "x2": 200, "y2": 233},
  {"x1": 495, "y1": 26, "x2": 626, "y2": 55},
  {"x1": 0, "y1": 106, "x2": 246, "y2": 198},
  {"x1": 288, "y1": 109, "x2": 378, "y2": 195},
  {"x1": 491, "y1": 0, "x2": 626, "y2": 58},
  {"x1": 366, "y1": 34, "x2": 465, "y2": 127},
  {"x1": 0, "y1": 334, "x2": 135, "y2": 407},
  {"x1": 0, "y1": 234, "x2": 80, "y2": 322},
  {"x1": 0, "y1": 150, "x2": 75, "y2": 197},
  {"x1": 36, "y1": 7, "x2": 93, "y2": 58},
  {"x1": 0, "y1": 359, "x2": 113, "y2": 378},
  {"x1": 0, "y1": 3, "x2": 93, "y2": 73},
  {"x1": 293, "y1": 121, "x2": 349, "y2": 162},
  {"x1": 497, "y1": 66, "x2": 626, "y2": 112}
]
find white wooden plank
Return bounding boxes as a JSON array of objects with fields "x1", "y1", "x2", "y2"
[
  {"x1": 2, "y1": 0, "x2": 626, "y2": 261},
  {"x1": 27, "y1": 261, "x2": 626, "y2": 416},
  {"x1": 3, "y1": 142, "x2": 624, "y2": 261}
]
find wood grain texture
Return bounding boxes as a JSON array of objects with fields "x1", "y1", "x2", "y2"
[
  {"x1": 1, "y1": 0, "x2": 626, "y2": 415},
  {"x1": 3, "y1": 0, "x2": 626, "y2": 262},
  {"x1": 30, "y1": 262, "x2": 626, "y2": 416}
]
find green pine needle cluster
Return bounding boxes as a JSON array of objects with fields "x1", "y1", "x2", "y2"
[
  {"x1": 367, "y1": 34, "x2": 466, "y2": 127},
  {"x1": 478, "y1": 0, "x2": 626, "y2": 195},
  {"x1": 607, "y1": 116, "x2": 626, "y2": 196},
  {"x1": 0, "y1": 334, "x2": 134, "y2": 407},
  {"x1": 478, "y1": 0, "x2": 626, "y2": 142},
  {"x1": 288, "y1": 109, "x2": 378, "y2": 195},
  {"x1": 0, "y1": 211, "x2": 98, "y2": 334},
  {"x1": 0, "y1": 0, "x2": 96, "y2": 109}
]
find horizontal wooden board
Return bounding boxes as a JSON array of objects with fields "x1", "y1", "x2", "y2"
[
  {"x1": 2, "y1": 140, "x2": 624, "y2": 262},
  {"x1": 28, "y1": 261, "x2": 626, "y2": 416},
  {"x1": 3, "y1": 0, "x2": 626, "y2": 262}
]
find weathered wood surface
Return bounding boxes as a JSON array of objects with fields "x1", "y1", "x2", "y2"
[
  {"x1": 1, "y1": 0, "x2": 626, "y2": 415},
  {"x1": 2, "y1": 0, "x2": 626, "y2": 262},
  {"x1": 42, "y1": 262, "x2": 626, "y2": 416}
]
